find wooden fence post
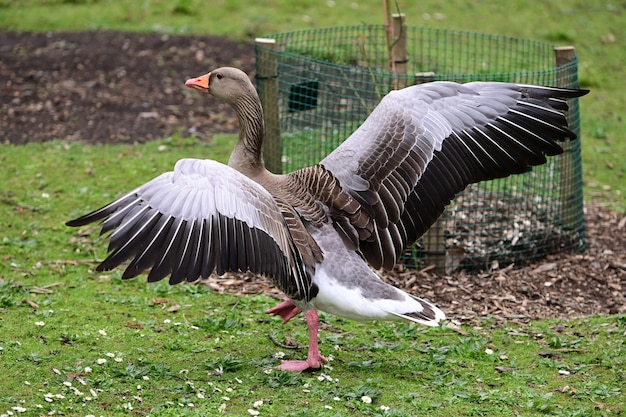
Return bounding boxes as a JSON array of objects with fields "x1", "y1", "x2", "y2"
[
  {"x1": 422, "y1": 217, "x2": 448, "y2": 272},
  {"x1": 554, "y1": 46, "x2": 581, "y2": 232},
  {"x1": 255, "y1": 37, "x2": 282, "y2": 174},
  {"x1": 391, "y1": 13, "x2": 408, "y2": 89}
]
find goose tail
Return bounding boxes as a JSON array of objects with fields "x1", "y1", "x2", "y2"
[{"x1": 386, "y1": 295, "x2": 446, "y2": 327}]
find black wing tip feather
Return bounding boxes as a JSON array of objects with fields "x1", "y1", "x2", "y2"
[
  {"x1": 65, "y1": 218, "x2": 84, "y2": 227},
  {"x1": 66, "y1": 193, "x2": 139, "y2": 228},
  {"x1": 518, "y1": 84, "x2": 589, "y2": 99},
  {"x1": 66, "y1": 210, "x2": 106, "y2": 227},
  {"x1": 74, "y1": 205, "x2": 313, "y2": 301}
]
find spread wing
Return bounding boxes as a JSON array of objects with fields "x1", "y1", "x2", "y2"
[
  {"x1": 66, "y1": 158, "x2": 315, "y2": 301},
  {"x1": 321, "y1": 81, "x2": 588, "y2": 269}
]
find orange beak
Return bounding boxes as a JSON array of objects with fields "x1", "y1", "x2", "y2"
[{"x1": 185, "y1": 72, "x2": 210, "y2": 92}]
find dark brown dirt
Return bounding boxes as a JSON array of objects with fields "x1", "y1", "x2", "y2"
[
  {"x1": 2, "y1": 31, "x2": 624, "y2": 321},
  {"x1": 1, "y1": 30, "x2": 254, "y2": 144}
]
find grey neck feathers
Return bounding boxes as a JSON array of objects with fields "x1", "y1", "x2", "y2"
[{"x1": 228, "y1": 92, "x2": 266, "y2": 175}]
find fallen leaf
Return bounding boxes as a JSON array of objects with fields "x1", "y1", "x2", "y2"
[
  {"x1": 166, "y1": 304, "x2": 181, "y2": 313},
  {"x1": 531, "y1": 263, "x2": 557, "y2": 274}
]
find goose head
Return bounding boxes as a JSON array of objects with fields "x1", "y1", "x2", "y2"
[
  {"x1": 185, "y1": 67, "x2": 258, "y2": 107},
  {"x1": 185, "y1": 66, "x2": 266, "y2": 173}
]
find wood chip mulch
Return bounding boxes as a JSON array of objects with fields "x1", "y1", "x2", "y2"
[{"x1": 204, "y1": 203, "x2": 625, "y2": 322}]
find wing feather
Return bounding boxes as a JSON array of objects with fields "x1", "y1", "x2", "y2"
[
  {"x1": 121, "y1": 214, "x2": 172, "y2": 279},
  {"x1": 322, "y1": 81, "x2": 587, "y2": 269},
  {"x1": 66, "y1": 159, "x2": 315, "y2": 301}
]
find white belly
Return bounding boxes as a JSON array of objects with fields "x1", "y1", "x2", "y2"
[
  {"x1": 308, "y1": 225, "x2": 444, "y2": 325},
  {"x1": 312, "y1": 265, "x2": 404, "y2": 321}
]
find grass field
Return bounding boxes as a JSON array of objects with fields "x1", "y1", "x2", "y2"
[{"x1": 1, "y1": 1, "x2": 625, "y2": 416}]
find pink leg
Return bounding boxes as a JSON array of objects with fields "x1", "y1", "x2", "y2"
[
  {"x1": 267, "y1": 299, "x2": 302, "y2": 323},
  {"x1": 276, "y1": 309, "x2": 328, "y2": 372}
]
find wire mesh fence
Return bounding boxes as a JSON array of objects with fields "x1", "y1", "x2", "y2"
[{"x1": 255, "y1": 24, "x2": 584, "y2": 272}]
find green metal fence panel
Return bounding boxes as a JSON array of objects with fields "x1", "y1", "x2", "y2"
[{"x1": 255, "y1": 26, "x2": 584, "y2": 272}]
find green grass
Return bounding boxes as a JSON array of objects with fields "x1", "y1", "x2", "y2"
[
  {"x1": 0, "y1": 1, "x2": 625, "y2": 415},
  {"x1": 0, "y1": 0, "x2": 624, "y2": 209},
  {"x1": 1, "y1": 140, "x2": 625, "y2": 416}
]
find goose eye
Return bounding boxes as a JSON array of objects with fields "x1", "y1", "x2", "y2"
[{"x1": 216, "y1": 73, "x2": 223, "y2": 80}]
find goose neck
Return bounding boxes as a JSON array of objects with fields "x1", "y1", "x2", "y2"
[{"x1": 228, "y1": 96, "x2": 266, "y2": 173}]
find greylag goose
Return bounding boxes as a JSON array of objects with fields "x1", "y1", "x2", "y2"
[{"x1": 67, "y1": 67, "x2": 587, "y2": 371}]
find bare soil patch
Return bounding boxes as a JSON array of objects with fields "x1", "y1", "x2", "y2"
[
  {"x1": 1, "y1": 30, "x2": 254, "y2": 144},
  {"x1": 2, "y1": 31, "x2": 624, "y2": 320}
]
